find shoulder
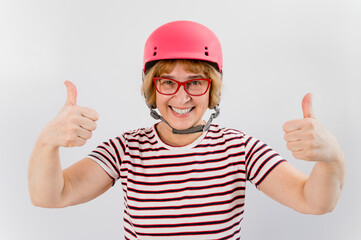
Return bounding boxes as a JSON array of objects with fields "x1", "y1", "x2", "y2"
[
  {"x1": 120, "y1": 126, "x2": 156, "y2": 142},
  {"x1": 98, "y1": 126, "x2": 156, "y2": 153},
  {"x1": 206, "y1": 124, "x2": 249, "y2": 143},
  {"x1": 208, "y1": 124, "x2": 246, "y2": 137}
]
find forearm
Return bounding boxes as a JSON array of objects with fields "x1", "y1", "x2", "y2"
[
  {"x1": 28, "y1": 81, "x2": 99, "y2": 207},
  {"x1": 28, "y1": 134, "x2": 65, "y2": 207},
  {"x1": 303, "y1": 151, "x2": 345, "y2": 214}
]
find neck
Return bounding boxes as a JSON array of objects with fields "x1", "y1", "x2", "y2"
[{"x1": 156, "y1": 121, "x2": 204, "y2": 147}]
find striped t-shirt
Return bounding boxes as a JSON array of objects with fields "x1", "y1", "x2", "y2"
[{"x1": 88, "y1": 123, "x2": 286, "y2": 240}]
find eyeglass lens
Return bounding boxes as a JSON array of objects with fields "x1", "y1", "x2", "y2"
[{"x1": 155, "y1": 78, "x2": 209, "y2": 95}]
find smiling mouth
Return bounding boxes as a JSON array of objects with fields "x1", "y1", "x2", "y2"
[{"x1": 170, "y1": 106, "x2": 195, "y2": 115}]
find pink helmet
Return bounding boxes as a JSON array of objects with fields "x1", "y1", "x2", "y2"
[{"x1": 143, "y1": 20, "x2": 223, "y2": 73}]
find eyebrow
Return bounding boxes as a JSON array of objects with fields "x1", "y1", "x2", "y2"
[{"x1": 160, "y1": 74, "x2": 206, "y2": 80}]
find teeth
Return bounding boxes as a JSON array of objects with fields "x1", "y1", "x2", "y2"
[{"x1": 171, "y1": 106, "x2": 193, "y2": 115}]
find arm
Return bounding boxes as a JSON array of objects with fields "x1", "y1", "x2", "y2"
[
  {"x1": 303, "y1": 155, "x2": 345, "y2": 214},
  {"x1": 258, "y1": 93, "x2": 345, "y2": 214},
  {"x1": 28, "y1": 81, "x2": 113, "y2": 208},
  {"x1": 259, "y1": 158, "x2": 344, "y2": 215},
  {"x1": 29, "y1": 144, "x2": 113, "y2": 208}
]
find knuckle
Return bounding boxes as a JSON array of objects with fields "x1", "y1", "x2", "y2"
[
  {"x1": 68, "y1": 117, "x2": 76, "y2": 125},
  {"x1": 69, "y1": 115, "x2": 80, "y2": 125},
  {"x1": 93, "y1": 112, "x2": 100, "y2": 121},
  {"x1": 78, "y1": 138, "x2": 87, "y2": 146},
  {"x1": 306, "y1": 150, "x2": 316, "y2": 160},
  {"x1": 283, "y1": 133, "x2": 290, "y2": 141},
  {"x1": 66, "y1": 106, "x2": 77, "y2": 116},
  {"x1": 311, "y1": 140, "x2": 318, "y2": 149},
  {"x1": 67, "y1": 125, "x2": 78, "y2": 134},
  {"x1": 306, "y1": 139, "x2": 317, "y2": 149},
  {"x1": 64, "y1": 135, "x2": 77, "y2": 147},
  {"x1": 90, "y1": 122, "x2": 97, "y2": 131},
  {"x1": 305, "y1": 131, "x2": 315, "y2": 140},
  {"x1": 282, "y1": 121, "x2": 292, "y2": 132},
  {"x1": 87, "y1": 131, "x2": 93, "y2": 139},
  {"x1": 305, "y1": 118, "x2": 315, "y2": 129}
]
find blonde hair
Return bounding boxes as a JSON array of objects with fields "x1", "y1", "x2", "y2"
[{"x1": 142, "y1": 59, "x2": 222, "y2": 109}]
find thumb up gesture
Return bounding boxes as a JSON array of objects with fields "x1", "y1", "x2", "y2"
[
  {"x1": 41, "y1": 81, "x2": 99, "y2": 148},
  {"x1": 283, "y1": 93, "x2": 341, "y2": 163}
]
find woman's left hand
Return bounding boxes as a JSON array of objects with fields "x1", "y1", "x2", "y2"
[{"x1": 283, "y1": 93, "x2": 342, "y2": 163}]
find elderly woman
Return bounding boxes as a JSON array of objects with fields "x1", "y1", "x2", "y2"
[{"x1": 28, "y1": 21, "x2": 345, "y2": 240}]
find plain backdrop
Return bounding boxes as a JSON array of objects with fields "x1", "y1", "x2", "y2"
[{"x1": 1, "y1": 0, "x2": 360, "y2": 239}]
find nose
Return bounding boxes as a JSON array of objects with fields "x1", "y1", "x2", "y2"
[{"x1": 173, "y1": 84, "x2": 191, "y2": 102}]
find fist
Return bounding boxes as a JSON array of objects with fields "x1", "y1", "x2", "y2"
[
  {"x1": 283, "y1": 93, "x2": 340, "y2": 162},
  {"x1": 41, "y1": 81, "x2": 99, "y2": 147}
]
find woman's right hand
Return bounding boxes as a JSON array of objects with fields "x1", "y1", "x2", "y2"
[
  {"x1": 29, "y1": 81, "x2": 112, "y2": 208},
  {"x1": 40, "y1": 81, "x2": 99, "y2": 148}
]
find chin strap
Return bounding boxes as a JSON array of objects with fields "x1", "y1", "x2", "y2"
[{"x1": 149, "y1": 104, "x2": 220, "y2": 134}]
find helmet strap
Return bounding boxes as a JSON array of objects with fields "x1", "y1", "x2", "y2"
[{"x1": 149, "y1": 105, "x2": 220, "y2": 135}]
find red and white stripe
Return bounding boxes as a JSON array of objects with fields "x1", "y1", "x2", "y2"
[{"x1": 88, "y1": 124, "x2": 286, "y2": 239}]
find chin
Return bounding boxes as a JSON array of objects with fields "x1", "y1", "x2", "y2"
[
  {"x1": 169, "y1": 121, "x2": 197, "y2": 131},
  {"x1": 159, "y1": 105, "x2": 205, "y2": 131}
]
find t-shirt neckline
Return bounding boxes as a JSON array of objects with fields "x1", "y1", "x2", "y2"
[{"x1": 152, "y1": 123, "x2": 208, "y2": 150}]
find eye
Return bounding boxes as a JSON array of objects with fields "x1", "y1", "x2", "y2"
[
  {"x1": 159, "y1": 79, "x2": 176, "y2": 86},
  {"x1": 164, "y1": 80, "x2": 174, "y2": 85},
  {"x1": 189, "y1": 80, "x2": 201, "y2": 85}
]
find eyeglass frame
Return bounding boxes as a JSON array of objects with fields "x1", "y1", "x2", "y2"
[{"x1": 153, "y1": 77, "x2": 211, "y2": 96}]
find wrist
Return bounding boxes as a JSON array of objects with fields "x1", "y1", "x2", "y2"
[
  {"x1": 329, "y1": 143, "x2": 345, "y2": 166},
  {"x1": 317, "y1": 149, "x2": 345, "y2": 182},
  {"x1": 36, "y1": 127, "x2": 60, "y2": 152}
]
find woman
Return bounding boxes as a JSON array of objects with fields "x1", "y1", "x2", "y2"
[{"x1": 28, "y1": 21, "x2": 345, "y2": 239}]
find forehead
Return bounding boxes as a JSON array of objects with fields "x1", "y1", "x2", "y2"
[{"x1": 155, "y1": 60, "x2": 208, "y2": 77}]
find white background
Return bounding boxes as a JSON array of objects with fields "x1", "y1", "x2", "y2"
[{"x1": 1, "y1": 0, "x2": 360, "y2": 239}]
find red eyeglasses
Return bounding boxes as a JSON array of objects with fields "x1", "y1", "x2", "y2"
[{"x1": 153, "y1": 77, "x2": 211, "y2": 96}]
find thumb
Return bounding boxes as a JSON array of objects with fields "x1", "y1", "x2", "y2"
[
  {"x1": 64, "y1": 80, "x2": 77, "y2": 106},
  {"x1": 302, "y1": 92, "x2": 315, "y2": 119}
]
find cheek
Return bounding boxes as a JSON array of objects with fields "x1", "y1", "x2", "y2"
[
  {"x1": 193, "y1": 96, "x2": 209, "y2": 112},
  {"x1": 200, "y1": 93, "x2": 210, "y2": 109},
  {"x1": 155, "y1": 93, "x2": 169, "y2": 109}
]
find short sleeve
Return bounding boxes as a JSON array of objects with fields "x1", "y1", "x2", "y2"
[
  {"x1": 87, "y1": 135, "x2": 126, "y2": 183},
  {"x1": 244, "y1": 135, "x2": 286, "y2": 187}
]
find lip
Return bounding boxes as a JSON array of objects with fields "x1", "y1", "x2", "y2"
[
  {"x1": 169, "y1": 106, "x2": 195, "y2": 118},
  {"x1": 170, "y1": 106, "x2": 193, "y2": 110}
]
